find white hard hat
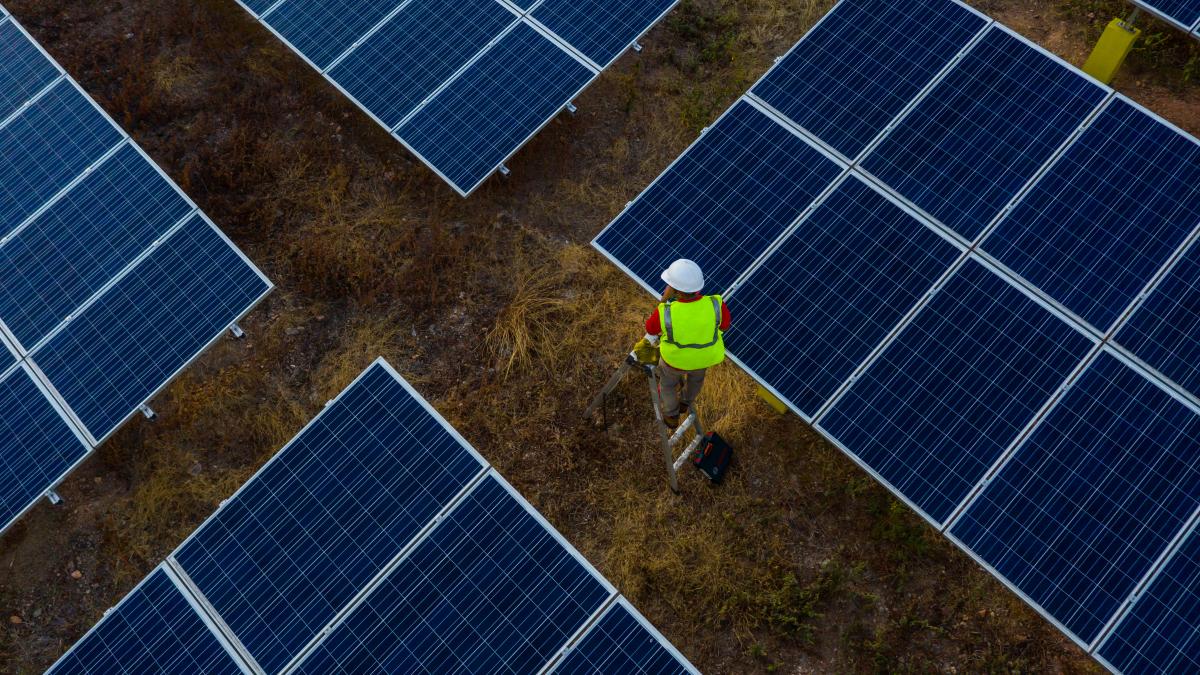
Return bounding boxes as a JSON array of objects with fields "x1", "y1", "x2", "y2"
[{"x1": 661, "y1": 259, "x2": 704, "y2": 293}]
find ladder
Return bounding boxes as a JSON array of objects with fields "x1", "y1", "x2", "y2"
[{"x1": 585, "y1": 350, "x2": 707, "y2": 493}]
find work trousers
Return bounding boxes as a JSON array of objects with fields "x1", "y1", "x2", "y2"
[{"x1": 657, "y1": 358, "x2": 706, "y2": 417}]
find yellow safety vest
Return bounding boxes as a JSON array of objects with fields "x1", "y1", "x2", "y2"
[{"x1": 657, "y1": 295, "x2": 726, "y2": 370}]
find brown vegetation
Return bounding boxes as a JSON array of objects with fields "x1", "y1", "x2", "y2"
[{"x1": 1, "y1": 0, "x2": 1196, "y2": 672}]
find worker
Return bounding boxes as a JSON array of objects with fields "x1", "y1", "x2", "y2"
[{"x1": 641, "y1": 259, "x2": 731, "y2": 428}]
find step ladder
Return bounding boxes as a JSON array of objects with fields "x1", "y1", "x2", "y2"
[{"x1": 585, "y1": 350, "x2": 707, "y2": 493}]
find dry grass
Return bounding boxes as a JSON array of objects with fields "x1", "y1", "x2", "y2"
[{"x1": 3, "y1": 0, "x2": 1179, "y2": 671}]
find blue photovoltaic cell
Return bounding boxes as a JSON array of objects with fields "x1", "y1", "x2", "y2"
[
  {"x1": 532, "y1": 0, "x2": 676, "y2": 68},
  {"x1": 0, "y1": 144, "x2": 193, "y2": 350},
  {"x1": 983, "y1": 99, "x2": 1200, "y2": 331},
  {"x1": 397, "y1": 22, "x2": 595, "y2": 195},
  {"x1": 1116, "y1": 240, "x2": 1200, "y2": 401},
  {"x1": 818, "y1": 259, "x2": 1094, "y2": 524},
  {"x1": 1137, "y1": 0, "x2": 1200, "y2": 27},
  {"x1": 554, "y1": 601, "x2": 694, "y2": 675},
  {"x1": 296, "y1": 474, "x2": 612, "y2": 674},
  {"x1": 1098, "y1": 525, "x2": 1200, "y2": 674},
  {"x1": 329, "y1": 0, "x2": 517, "y2": 129},
  {"x1": 862, "y1": 27, "x2": 1106, "y2": 240},
  {"x1": 725, "y1": 177, "x2": 961, "y2": 418},
  {"x1": 751, "y1": 0, "x2": 986, "y2": 160},
  {"x1": 0, "y1": 80, "x2": 123, "y2": 234},
  {"x1": 239, "y1": 0, "x2": 276, "y2": 16},
  {"x1": 30, "y1": 215, "x2": 268, "y2": 441},
  {"x1": 0, "y1": 20, "x2": 60, "y2": 122},
  {"x1": 267, "y1": 0, "x2": 405, "y2": 70},
  {"x1": 48, "y1": 568, "x2": 243, "y2": 675},
  {"x1": 595, "y1": 100, "x2": 844, "y2": 296},
  {"x1": 0, "y1": 367, "x2": 87, "y2": 531},
  {"x1": 173, "y1": 362, "x2": 485, "y2": 674},
  {"x1": 951, "y1": 351, "x2": 1200, "y2": 643}
]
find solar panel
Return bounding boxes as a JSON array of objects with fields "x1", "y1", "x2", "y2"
[
  {"x1": 530, "y1": 0, "x2": 679, "y2": 68},
  {"x1": 1131, "y1": 0, "x2": 1200, "y2": 32},
  {"x1": 264, "y1": 0, "x2": 411, "y2": 70},
  {"x1": 1096, "y1": 521, "x2": 1200, "y2": 673},
  {"x1": 396, "y1": 21, "x2": 598, "y2": 195},
  {"x1": 0, "y1": 9, "x2": 272, "y2": 535},
  {"x1": 593, "y1": 3, "x2": 1200, "y2": 664},
  {"x1": 0, "y1": 365, "x2": 87, "y2": 534},
  {"x1": 724, "y1": 174, "x2": 963, "y2": 419},
  {"x1": 1115, "y1": 235, "x2": 1200, "y2": 402},
  {"x1": 0, "y1": 19, "x2": 60, "y2": 122},
  {"x1": 239, "y1": 0, "x2": 677, "y2": 195},
  {"x1": 327, "y1": 0, "x2": 520, "y2": 129},
  {"x1": 172, "y1": 361, "x2": 487, "y2": 674},
  {"x1": 750, "y1": 0, "x2": 988, "y2": 161},
  {"x1": 0, "y1": 79, "x2": 123, "y2": 232},
  {"x1": 48, "y1": 566, "x2": 247, "y2": 675},
  {"x1": 860, "y1": 26, "x2": 1108, "y2": 241},
  {"x1": 593, "y1": 99, "x2": 845, "y2": 296},
  {"x1": 950, "y1": 350, "x2": 1200, "y2": 645},
  {"x1": 817, "y1": 259, "x2": 1096, "y2": 525},
  {"x1": 981, "y1": 97, "x2": 1200, "y2": 332},
  {"x1": 27, "y1": 215, "x2": 270, "y2": 444},
  {"x1": 0, "y1": 143, "x2": 193, "y2": 351},
  {"x1": 551, "y1": 598, "x2": 698, "y2": 675},
  {"x1": 57, "y1": 358, "x2": 696, "y2": 673},
  {"x1": 293, "y1": 473, "x2": 613, "y2": 673}
]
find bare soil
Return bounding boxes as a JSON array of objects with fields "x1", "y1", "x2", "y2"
[{"x1": 1, "y1": 0, "x2": 1196, "y2": 673}]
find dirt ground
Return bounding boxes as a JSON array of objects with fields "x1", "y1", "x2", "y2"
[{"x1": 1, "y1": 0, "x2": 1197, "y2": 673}]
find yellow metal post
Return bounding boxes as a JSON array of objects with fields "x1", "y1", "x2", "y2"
[
  {"x1": 756, "y1": 385, "x2": 788, "y2": 414},
  {"x1": 1083, "y1": 18, "x2": 1141, "y2": 84}
]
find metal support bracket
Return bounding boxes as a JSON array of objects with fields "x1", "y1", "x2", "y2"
[
  {"x1": 632, "y1": 41, "x2": 643, "y2": 53},
  {"x1": 229, "y1": 323, "x2": 246, "y2": 339},
  {"x1": 45, "y1": 489, "x2": 62, "y2": 505},
  {"x1": 498, "y1": 164, "x2": 511, "y2": 177},
  {"x1": 139, "y1": 404, "x2": 156, "y2": 420}
]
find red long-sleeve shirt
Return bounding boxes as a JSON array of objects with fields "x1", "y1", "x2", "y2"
[{"x1": 645, "y1": 294, "x2": 731, "y2": 336}]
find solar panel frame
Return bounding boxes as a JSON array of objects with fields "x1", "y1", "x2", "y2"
[
  {"x1": 393, "y1": 18, "x2": 600, "y2": 196},
  {"x1": 857, "y1": 24, "x2": 1112, "y2": 244},
  {"x1": 0, "y1": 143, "x2": 197, "y2": 353},
  {"x1": 976, "y1": 94, "x2": 1200, "y2": 338},
  {"x1": 167, "y1": 357, "x2": 491, "y2": 674},
  {"x1": 547, "y1": 597, "x2": 699, "y2": 675},
  {"x1": 0, "y1": 361, "x2": 90, "y2": 538},
  {"x1": 946, "y1": 347, "x2": 1200, "y2": 649},
  {"x1": 722, "y1": 172, "x2": 968, "y2": 423},
  {"x1": 1129, "y1": 0, "x2": 1200, "y2": 33},
  {"x1": 526, "y1": 0, "x2": 681, "y2": 71},
  {"x1": 745, "y1": 0, "x2": 991, "y2": 164},
  {"x1": 592, "y1": 96, "x2": 848, "y2": 299},
  {"x1": 25, "y1": 213, "x2": 273, "y2": 446},
  {"x1": 288, "y1": 470, "x2": 617, "y2": 674},
  {"x1": 46, "y1": 564, "x2": 251, "y2": 675},
  {"x1": 1094, "y1": 515, "x2": 1200, "y2": 674}
]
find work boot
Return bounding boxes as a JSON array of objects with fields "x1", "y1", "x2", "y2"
[{"x1": 663, "y1": 414, "x2": 680, "y2": 429}]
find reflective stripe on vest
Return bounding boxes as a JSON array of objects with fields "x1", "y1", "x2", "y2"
[{"x1": 658, "y1": 295, "x2": 726, "y2": 370}]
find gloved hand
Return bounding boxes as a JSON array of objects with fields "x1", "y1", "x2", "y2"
[{"x1": 633, "y1": 337, "x2": 659, "y2": 365}]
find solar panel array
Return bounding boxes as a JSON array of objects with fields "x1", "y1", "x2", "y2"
[
  {"x1": 51, "y1": 358, "x2": 697, "y2": 675},
  {"x1": 237, "y1": 0, "x2": 679, "y2": 196},
  {"x1": 593, "y1": 0, "x2": 1200, "y2": 671},
  {"x1": 0, "y1": 8, "x2": 272, "y2": 536},
  {"x1": 1130, "y1": 0, "x2": 1200, "y2": 36}
]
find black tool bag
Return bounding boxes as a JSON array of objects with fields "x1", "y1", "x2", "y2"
[{"x1": 692, "y1": 432, "x2": 733, "y2": 483}]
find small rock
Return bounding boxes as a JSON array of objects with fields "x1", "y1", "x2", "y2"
[
  {"x1": 189, "y1": 462, "x2": 203, "y2": 476},
  {"x1": 285, "y1": 326, "x2": 302, "y2": 336},
  {"x1": 32, "y1": 608, "x2": 42, "y2": 619},
  {"x1": 9, "y1": 615, "x2": 21, "y2": 624},
  {"x1": 71, "y1": 570, "x2": 82, "y2": 579}
]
